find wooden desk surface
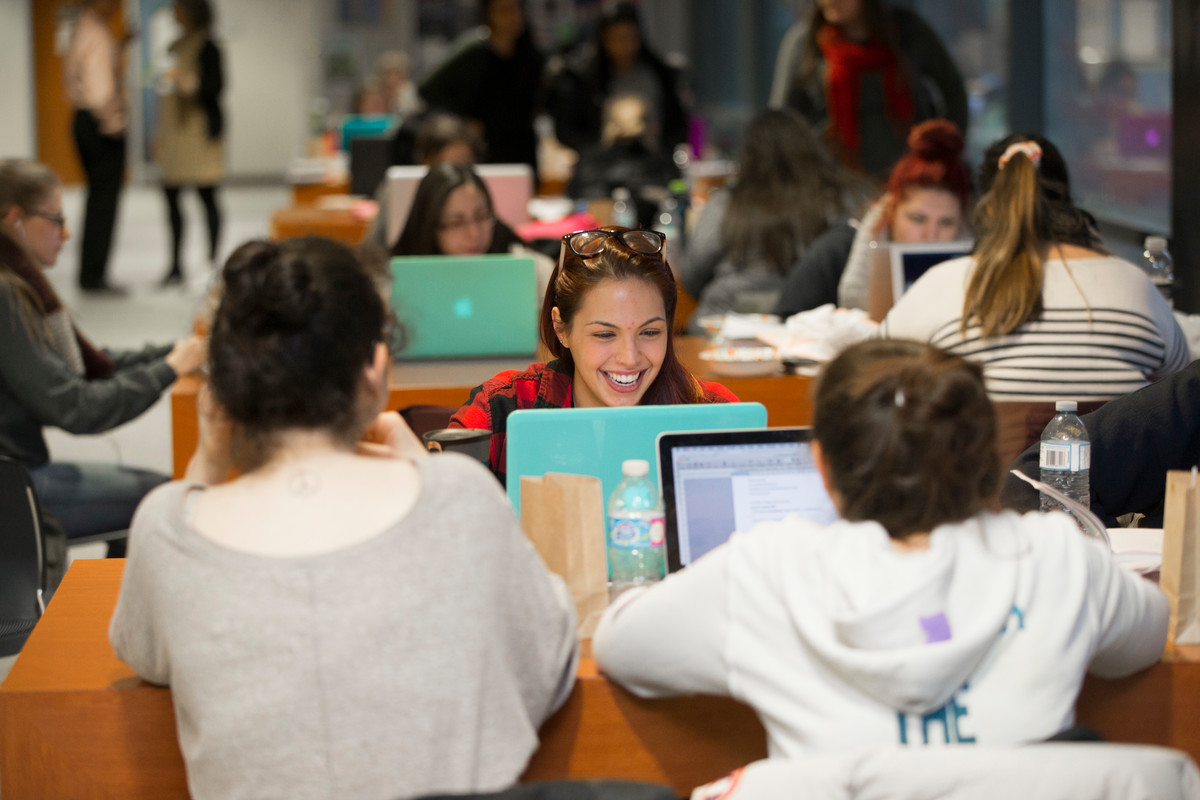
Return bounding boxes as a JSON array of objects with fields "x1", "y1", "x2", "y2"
[
  {"x1": 170, "y1": 338, "x2": 814, "y2": 478},
  {"x1": 269, "y1": 204, "x2": 373, "y2": 246},
  {"x1": 3, "y1": 559, "x2": 1199, "y2": 798}
]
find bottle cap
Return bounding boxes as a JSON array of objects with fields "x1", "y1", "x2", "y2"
[
  {"x1": 1054, "y1": 400, "x2": 1078, "y2": 412},
  {"x1": 621, "y1": 459, "x2": 649, "y2": 477},
  {"x1": 1145, "y1": 235, "x2": 1168, "y2": 253}
]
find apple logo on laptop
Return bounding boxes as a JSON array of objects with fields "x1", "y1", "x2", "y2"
[{"x1": 453, "y1": 297, "x2": 474, "y2": 319}]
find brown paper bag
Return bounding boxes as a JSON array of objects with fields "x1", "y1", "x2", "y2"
[
  {"x1": 521, "y1": 473, "x2": 609, "y2": 639},
  {"x1": 1161, "y1": 470, "x2": 1200, "y2": 645}
]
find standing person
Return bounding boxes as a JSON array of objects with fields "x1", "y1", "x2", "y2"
[
  {"x1": 881, "y1": 134, "x2": 1189, "y2": 402},
  {"x1": 110, "y1": 236, "x2": 577, "y2": 800},
  {"x1": 594, "y1": 338, "x2": 1167, "y2": 751},
  {"x1": 0, "y1": 159, "x2": 207, "y2": 564},
  {"x1": 773, "y1": 0, "x2": 968, "y2": 177},
  {"x1": 774, "y1": 118, "x2": 971, "y2": 317},
  {"x1": 63, "y1": 0, "x2": 130, "y2": 294},
  {"x1": 450, "y1": 227, "x2": 737, "y2": 483},
  {"x1": 679, "y1": 108, "x2": 871, "y2": 331},
  {"x1": 156, "y1": 0, "x2": 225, "y2": 287},
  {"x1": 419, "y1": 0, "x2": 544, "y2": 178},
  {"x1": 548, "y1": 1, "x2": 689, "y2": 156}
]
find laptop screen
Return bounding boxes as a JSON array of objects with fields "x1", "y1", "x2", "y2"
[
  {"x1": 659, "y1": 428, "x2": 838, "y2": 571},
  {"x1": 888, "y1": 240, "x2": 973, "y2": 302}
]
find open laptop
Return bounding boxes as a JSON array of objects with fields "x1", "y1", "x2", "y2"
[
  {"x1": 886, "y1": 240, "x2": 973, "y2": 307},
  {"x1": 390, "y1": 254, "x2": 539, "y2": 359},
  {"x1": 658, "y1": 427, "x2": 838, "y2": 571},
  {"x1": 504, "y1": 403, "x2": 768, "y2": 514},
  {"x1": 383, "y1": 163, "x2": 534, "y2": 244}
]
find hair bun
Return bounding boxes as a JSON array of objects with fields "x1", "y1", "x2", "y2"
[{"x1": 908, "y1": 119, "x2": 964, "y2": 163}]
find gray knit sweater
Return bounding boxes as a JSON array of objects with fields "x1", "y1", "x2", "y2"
[{"x1": 110, "y1": 453, "x2": 579, "y2": 800}]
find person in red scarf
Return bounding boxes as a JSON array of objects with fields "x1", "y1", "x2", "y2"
[
  {"x1": 773, "y1": 0, "x2": 967, "y2": 178},
  {"x1": 0, "y1": 159, "x2": 206, "y2": 568}
]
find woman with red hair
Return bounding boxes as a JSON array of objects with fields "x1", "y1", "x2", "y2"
[{"x1": 775, "y1": 119, "x2": 970, "y2": 317}]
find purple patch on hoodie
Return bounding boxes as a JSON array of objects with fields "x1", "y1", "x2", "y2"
[{"x1": 920, "y1": 613, "x2": 952, "y2": 643}]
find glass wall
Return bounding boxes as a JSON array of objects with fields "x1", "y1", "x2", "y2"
[{"x1": 1044, "y1": 0, "x2": 1171, "y2": 234}]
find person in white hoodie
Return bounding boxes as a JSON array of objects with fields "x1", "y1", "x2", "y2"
[{"x1": 593, "y1": 338, "x2": 1167, "y2": 754}]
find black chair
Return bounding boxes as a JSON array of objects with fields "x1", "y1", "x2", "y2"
[{"x1": 0, "y1": 457, "x2": 46, "y2": 657}]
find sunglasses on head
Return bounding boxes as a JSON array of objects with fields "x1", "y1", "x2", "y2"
[{"x1": 560, "y1": 229, "x2": 666, "y2": 258}]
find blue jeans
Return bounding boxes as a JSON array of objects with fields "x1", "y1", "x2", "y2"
[{"x1": 29, "y1": 462, "x2": 169, "y2": 556}]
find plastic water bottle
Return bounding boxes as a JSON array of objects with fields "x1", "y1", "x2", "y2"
[
  {"x1": 1039, "y1": 400, "x2": 1091, "y2": 516},
  {"x1": 1141, "y1": 235, "x2": 1175, "y2": 307},
  {"x1": 606, "y1": 459, "x2": 666, "y2": 600},
  {"x1": 611, "y1": 187, "x2": 636, "y2": 229}
]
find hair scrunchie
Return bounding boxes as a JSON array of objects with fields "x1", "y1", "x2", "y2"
[{"x1": 998, "y1": 140, "x2": 1043, "y2": 170}]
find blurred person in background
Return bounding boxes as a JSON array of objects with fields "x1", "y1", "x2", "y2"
[
  {"x1": 63, "y1": 0, "x2": 131, "y2": 293},
  {"x1": 681, "y1": 108, "x2": 870, "y2": 331},
  {"x1": 771, "y1": 0, "x2": 967, "y2": 178},
  {"x1": 420, "y1": 0, "x2": 544, "y2": 179},
  {"x1": 549, "y1": 1, "x2": 688, "y2": 157},
  {"x1": 155, "y1": 0, "x2": 225, "y2": 288}
]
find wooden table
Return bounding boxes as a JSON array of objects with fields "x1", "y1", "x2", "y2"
[
  {"x1": 269, "y1": 204, "x2": 373, "y2": 246},
  {"x1": 1, "y1": 560, "x2": 1197, "y2": 798},
  {"x1": 169, "y1": 338, "x2": 815, "y2": 478}
]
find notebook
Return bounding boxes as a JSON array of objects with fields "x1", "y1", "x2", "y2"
[
  {"x1": 658, "y1": 427, "x2": 839, "y2": 571},
  {"x1": 383, "y1": 163, "x2": 534, "y2": 244},
  {"x1": 390, "y1": 254, "x2": 539, "y2": 359},
  {"x1": 889, "y1": 240, "x2": 974, "y2": 302},
  {"x1": 504, "y1": 403, "x2": 768, "y2": 514}
]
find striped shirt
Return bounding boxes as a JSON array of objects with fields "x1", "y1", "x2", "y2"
[{"x1": 881, "y1": 256, "x2": 1190, "y2": 401}]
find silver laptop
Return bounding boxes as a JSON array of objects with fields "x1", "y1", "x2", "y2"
[{"x1": 657, "y1": 427, "x2": 838, "y2": 572}]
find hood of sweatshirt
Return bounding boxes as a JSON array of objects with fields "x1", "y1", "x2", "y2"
[{"x1": 734, "y1": 511, "x2": 1028, "y2": 715}]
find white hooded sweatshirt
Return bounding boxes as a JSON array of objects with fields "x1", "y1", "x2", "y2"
[{"x1": 593, "y1": 510, "x2": 1167, "y2": 754}]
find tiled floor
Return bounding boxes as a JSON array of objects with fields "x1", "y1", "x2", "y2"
[{"x1": 46, "y1": 182, "x2": 290, "y2": 562}]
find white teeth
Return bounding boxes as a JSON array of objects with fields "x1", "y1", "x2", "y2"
[{"x1": 606, "y1": 372, "x2": 638, "y2": 385}]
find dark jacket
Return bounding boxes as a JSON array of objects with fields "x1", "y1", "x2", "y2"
[
  {"x1": 774, "y1": 220, "x2": 857, "y2": 317},
  {"x1": 548, "y1": 46, "x2": 688, "y2": 154},
  {"x1": 1001, "y1": 360, "x2": 1200, "y2": 527}
]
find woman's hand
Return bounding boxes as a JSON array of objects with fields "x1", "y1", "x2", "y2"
[
  {"x1": 166, "y1": 334, "x2": 208, "y2": 376},
  {"x1": 185, "y1": 383, "x2": 235, "y2": 485},
  {"x1": 358, "y1": 412, "x2": 429, "y2": 461}
]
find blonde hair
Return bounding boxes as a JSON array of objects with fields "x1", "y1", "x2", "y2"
[{"x1": 964, "y1": 135, "x2": 1104, "y2": 339}]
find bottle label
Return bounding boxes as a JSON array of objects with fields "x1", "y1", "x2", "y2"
[
  {"x1": 608, "y1": 515, "x2": 665, "y2": 549},
  {"x1": 1040, "y1": 441, "x2": 1090, "y2": 471}
]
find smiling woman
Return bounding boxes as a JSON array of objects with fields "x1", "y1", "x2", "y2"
[{"x1": 449, "y1": 226, "x2": 738, "y2": 483}]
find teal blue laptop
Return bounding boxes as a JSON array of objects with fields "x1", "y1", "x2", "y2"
[
  {"x1": 505, "y1": 403, "x2": 768, "y2": 513},
  {"x1": 390, "y1": 255, "x2": 539, "y2": 359}
]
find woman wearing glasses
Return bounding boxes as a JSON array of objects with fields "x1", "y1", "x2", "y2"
[
  {"x1": 391, "y1": 161, "x2": 554, "y2": 299},
  {"x1": 0, "y1": 159, "x2": 206, "y2": 571},
  {"x1": 110, "y1": 236, "x2": 577, "y2": 799},
  {"x1": 450, "y1": 226, "x2": 738, "y2": 483}
]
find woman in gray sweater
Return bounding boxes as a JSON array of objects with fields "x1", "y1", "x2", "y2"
[{"x1": 110, "y1": 236, "x2": 577, "y2": 800}]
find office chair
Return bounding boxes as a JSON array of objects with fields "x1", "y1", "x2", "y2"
[{"x1": 0, "y1": 456, "x2": 46, "y2": 657}]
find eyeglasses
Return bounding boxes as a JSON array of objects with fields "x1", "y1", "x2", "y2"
[
  {"x1": 561, "y1": 229, "x2": 665, "y2": 258},
  {"x1": 381, "y1": 311, "x2": 405, "y2": 352},
  {"x1": 29, "y1": 210, "x2": 67, "y2": 230},
  {"x1": 437, "y1": 210, "x2": 495, "y2": 233}
]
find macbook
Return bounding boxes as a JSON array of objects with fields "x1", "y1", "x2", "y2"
[
  {"x1": 390, "y1": 254, "x2": 539, "y2": 359},
  {"x1": 657, "y1": 427, "x2": 838, "y2": 571},
  {"x1": 888, "y1": 240, "x2": 974, "y2": 305},
  {"x1": 504, "y1": 403, "x2": 768, "y2": 514}
]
